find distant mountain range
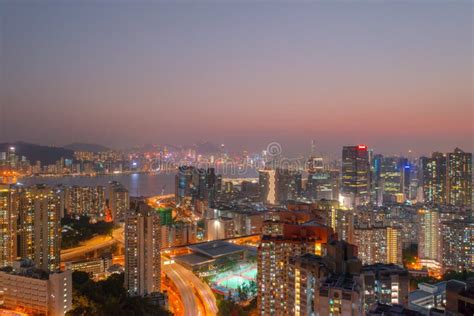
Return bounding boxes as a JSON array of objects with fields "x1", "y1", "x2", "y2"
[
  {"x1": 0, "y1": 142, "x2": 74, "y2": 165},
  {"x1": 63, "y1": 142, "x2": 110, "y2": 153}
]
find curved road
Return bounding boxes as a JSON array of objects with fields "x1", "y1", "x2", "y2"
[
  {"x1": 174, "y1": 263, "x2": 218, "y2": 316},
  {"x1": 163, "y1": 263, "x2": 202, "y2": 316},
  {"x1": 61, "y1": 227, "x2": 124, "y2": 261},
  {"x1": 163, "y1": 262, "x2": 217, "y2": 316}
]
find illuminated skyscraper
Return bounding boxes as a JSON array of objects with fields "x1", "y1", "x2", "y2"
[
  {"x1": 378, "y1": 156, "x2": 407, "y2": 203},
  {"x1": 342, "y1": 145, "x2": 370, "y2": 207},
  {"x1": 18, "y1": 184, "x2": 62, "y2": 271},
  {"x1": 446, "y1": 148, "x2": 472, "y2": 207},
  {"x1": 125, "y1": 200, "x2": 161, "y2": 296},
  {"x1": 175, "y1": 166, "x2": 220, "y2": 208},
  {"x1": 422, "y1": 153, "x2": 447, "y2": 205},
  {"x1": 175, "y1": 166, "x2": 194, "y2": 205}
]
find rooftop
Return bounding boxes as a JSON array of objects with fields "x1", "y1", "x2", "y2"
[
  {"x1": 174, "y1": 253, "x2": 216, "y2": 267},
  {"x1": 188, "y1": 240, "x2": 246, "y2": 259},
  {"x1": 409, "y1": 281, "x2": 447, "y2": 302}
]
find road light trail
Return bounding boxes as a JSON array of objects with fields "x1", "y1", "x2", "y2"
[
  {"x1": 166, "y1": 262, "x2": 217, "y2": 316},
  {"x1": 163, "y1": 263, "x2": 203, "y2": 316}
]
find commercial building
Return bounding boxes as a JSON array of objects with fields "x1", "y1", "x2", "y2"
[
  {"x1": 375, "y1": 156, "x2": 409, "y2": 204},
  {"x1": 174, "y1": 240, "x2": 247, "y2": 275},
  {"x1": 124, "y1": 200, "x2": 161, "y2": 296},
  {"x1": 341, "y1": 145, "x2": 371, "y2": 207}
]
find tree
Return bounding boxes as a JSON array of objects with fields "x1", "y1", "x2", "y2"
[
  {"x1": 67, "y1": 271, "x2": 171, "y2": 316},
  {"x1": 237, "y1": 285, "x2": 248, "y2": 302}
]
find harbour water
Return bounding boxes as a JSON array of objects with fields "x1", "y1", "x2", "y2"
[{"x1": 19, "y1": 168, "x2": 258, "y2": 197}]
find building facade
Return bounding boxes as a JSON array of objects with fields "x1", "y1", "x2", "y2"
[{"x1": 125, "y1": 200, "x2": 161, "y2": 296}]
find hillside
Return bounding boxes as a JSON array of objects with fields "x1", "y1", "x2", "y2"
[
  {"x1": 64, "y1": 142, "x2": 110, "y2": 153},
  {"x1": 0, "y1": 142, "x2": 74, "y2": 165}
]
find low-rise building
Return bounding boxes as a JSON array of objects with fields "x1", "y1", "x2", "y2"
[
  {"x1": 361, "y1": 263, "x2": 410, "y2": 309},
  {"x1": 409, "y1": 282, "x2": 446, "y2": 314},
  {"x1": 0, "y1": 260, "x2": 72, "y2": 316},
  {"x1": 65, "y1": 255, "x2": 112, "y2": 280}
]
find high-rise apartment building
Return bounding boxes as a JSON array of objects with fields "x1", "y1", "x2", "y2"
[
  {"x1": 65, "y1": 185, "x2": 106, "y2": 218},
  {"x1": 288, "y1": 241, "x2": 363, "y2": 316},
  {"x1": 257, "y1": 222, "x2": 332, "y2": 315},
  {"x1": 441, "y1": 219, "x2": 473, "y2": 272},
  {"x1": 418, "y1": 208, "x2": 441, "y2": 269},
  {"x1": 446, "y1": 148, "x2": 472, "y2": 207},
  {"x1": 422, "y1": 149, "x2": 472, "y2": 207},
  {"x1": 354, "y1": 224, "x2": 402, "y2": 266},
  {"x1": 329, "y1": 208, "x2": 354, "y2": 244},
  {"x1": 109, "y1": 181, "x2": 129, "y2": 224},
  {"x1": 0, "y1": 184, "x2": 18, "y2": 268},
  {"x1": 18, "y1": 184, "x2": 62, "y2": 271},
  {"x1": 422, "y1": 152, "x2": 447, "y2": 205},
  {"x1": 124, "y1": 200, "x2": 161, "y2": 296},
  {"x1": 342, "y1": 145, "x2": 371, "y2": 207}
]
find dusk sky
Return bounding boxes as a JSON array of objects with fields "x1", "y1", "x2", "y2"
[{"x1": 1, "y1": 1, "x2": 472, "y2": 157}]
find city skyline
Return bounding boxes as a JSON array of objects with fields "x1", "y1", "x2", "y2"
[
  {"x1": 1, "y1": 1, "x2": 472, "y2": 156},
  {"x1": 1, "y1": 2, "x2": 473, "y2": 316}
]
